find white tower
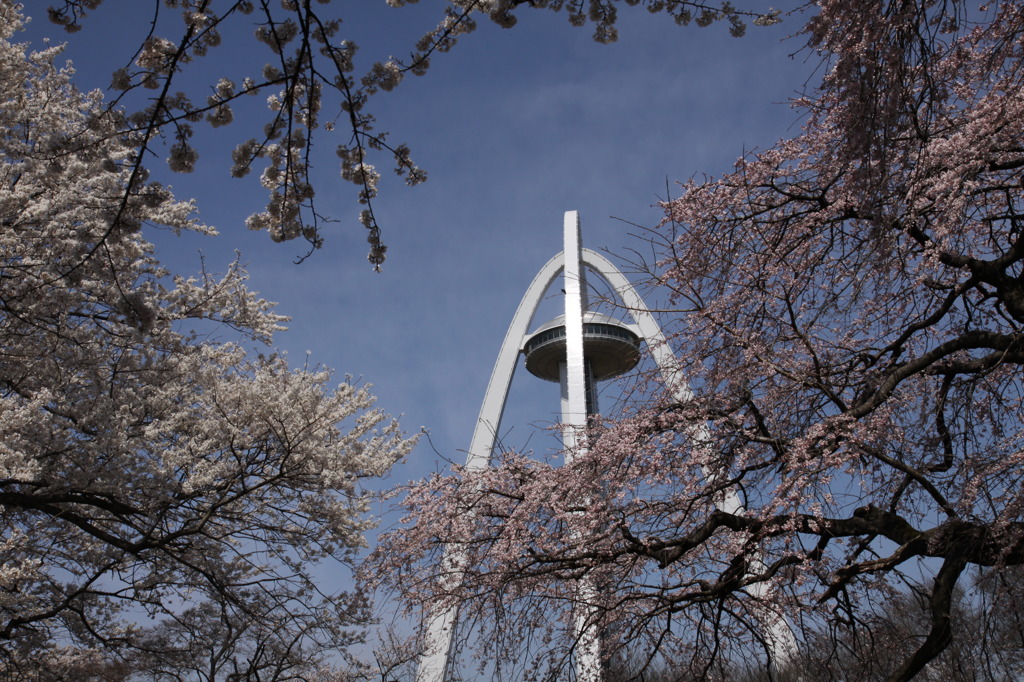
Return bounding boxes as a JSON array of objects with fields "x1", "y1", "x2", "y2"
[{"x1": 416, "y1": 212, "x2": 797, "y2": 681}]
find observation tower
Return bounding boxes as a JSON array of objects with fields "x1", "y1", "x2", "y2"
[{"x1": 416, "y1": 212, "x2": 797, "y2": 682}]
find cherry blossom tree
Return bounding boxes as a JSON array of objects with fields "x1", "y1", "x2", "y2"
[
  {"x1": 0, "y1": 6, "x2": 415, "y2": 677},
  {"x1": 368, "y1": 1, "x2": 1024, "y2": 679},
  {"x1": 43, "y1": 0, "x2": 782, "y2": 268}
]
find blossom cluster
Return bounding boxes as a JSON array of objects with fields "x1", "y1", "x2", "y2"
[
  {"x1": 45, "y1": 0, "x2": 774, "y2": 269},
  {"x1": 0, "y1": 12, "x2": 415, "y2": 675}
]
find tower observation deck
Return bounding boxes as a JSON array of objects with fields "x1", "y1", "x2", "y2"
[
  {"x1": 524, "y1": 311, "x2": 640, "y2": 418},
  {"x1": 523, "y1": 312, "x2": 641, "y2": 384}
]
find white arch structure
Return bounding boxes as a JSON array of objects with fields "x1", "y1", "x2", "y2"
[{"x1": 416, "y1": 212, "x2": 797, "y2": 681}]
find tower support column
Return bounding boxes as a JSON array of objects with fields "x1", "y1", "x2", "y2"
[{"x1": 559, "y1": 211, "x2": 603, "y2": 682}]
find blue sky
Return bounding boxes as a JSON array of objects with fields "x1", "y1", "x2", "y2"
[{"x1": 18, "y1": 0, "x2": 812, "y2": 521}]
